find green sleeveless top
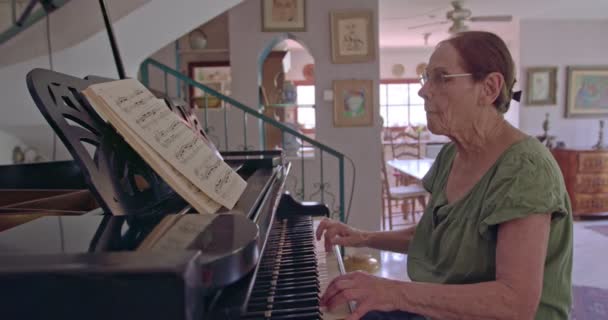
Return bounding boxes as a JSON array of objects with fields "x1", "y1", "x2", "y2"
[{"x1": 407, "y1": 137, "x2": 573, "y2": 319}]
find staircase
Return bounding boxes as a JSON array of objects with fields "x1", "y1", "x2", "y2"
[
  {"x1": 140, "y1": 58, "x2": 347, "y2": 222},
  {"x1": 0, "y1": 0, "x2": 244, "y2": 162}
]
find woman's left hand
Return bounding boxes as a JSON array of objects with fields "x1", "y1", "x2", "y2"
[{"x1": 321, "y1": 271, "x2": 404, "y2": 320}]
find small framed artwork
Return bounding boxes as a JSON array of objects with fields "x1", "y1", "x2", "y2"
[
  {"x1": 526, "y1": 67, "x2": 557, "y2": 105},
  {"x1": 261, "y1": 0, "x2": 306, "y2": 32},
  {"x1": 565, "y1": 66, "x2": 608, "y2": 118},
  {"x1": 188, "y1": 61, "x2": 231, "y2": 109},
  {"x1": 330, "y1": 10, "x2": 375, "y2": 64},
  {"x1": 333, "y1": 79, "x2": 373, "y2": 127}
]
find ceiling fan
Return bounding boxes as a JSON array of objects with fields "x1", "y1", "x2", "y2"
[{"x1": 408, "y1": 0, "x2": 513, "y2": 34}]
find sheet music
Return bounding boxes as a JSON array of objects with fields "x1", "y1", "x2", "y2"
[
  {"x1": 85, "y1": 91, "x2": 221, "y2": 214},
  {"x1": 88, "y1": 79, "x2": 246, "y2": 209}
]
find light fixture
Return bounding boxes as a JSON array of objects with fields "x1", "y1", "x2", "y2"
[{"x1": 188, "y1": 28, "x2": 208, "y2": 50}]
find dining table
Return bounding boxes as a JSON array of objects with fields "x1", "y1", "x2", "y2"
[{"x1": 386, "y1": 158, "x2": 435, "y2": 181}]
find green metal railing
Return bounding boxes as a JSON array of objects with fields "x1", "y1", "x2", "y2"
[
  {"x1": 0, "y1": 0, "x2": 69, "y2": 46},
  {"x1": 140, "y1": 58, "x2": 346, "y2": 223}
]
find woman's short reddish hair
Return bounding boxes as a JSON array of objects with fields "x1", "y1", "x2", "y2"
[{"x1": 441, "y1": 31, "x2": 516, "y2": 113}]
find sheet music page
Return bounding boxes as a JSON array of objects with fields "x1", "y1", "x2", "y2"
[
  {"x1": 87, "y1": 79, "x2": 247, "y2": 209},
  {"x1": 84, "y1": 89, "x2": 221, "y2": 214}
]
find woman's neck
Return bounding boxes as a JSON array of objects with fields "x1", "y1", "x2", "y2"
[{"x1": 448, "y1": 114, "x2": 512, "y2": 162}]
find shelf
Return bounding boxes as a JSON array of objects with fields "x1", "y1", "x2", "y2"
[{"x1": 179, "y1": 49, "x2": 229, "y2": 54}]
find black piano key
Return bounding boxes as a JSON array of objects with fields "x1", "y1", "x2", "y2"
[
  {"x1": 252, "y1": 277, "x2": 319, "y2": 290},
  {"x1": 272, "y1": 297, "x2": 319, "y2": 309},
  {"x1": 249, "y1": 291, "x2": 319, "y2": 304},
  {"x1": 267, "y1": 284, "x2": 319, "y2": 295},
  {"x1": 257, "y1": 268, "x2": 319, "y2": 278},
  {"x1": 260, "y1": 255, "x2": 315, "y2": 265},
  {"x1": 260, "y1": 261, "x2": 317, "y2": 270},
  {"x1": 268, "y1": 312, "x2": 321, "y2": 320},
  {"x1": 248, "y1": 297, "x2": 319, "y2": 312},
  {"x1": 242, "y1": 311, "x2": 322, "y2": 320},
  {"x1": 245, "y1": 306, "x2": 319, "y2": 317},
  {"x1": 252, "y1": 285, "x2": 319, "y2": 298},
  {"x1": 256, "y1": 266, "x2": 317, "y2": 277}
]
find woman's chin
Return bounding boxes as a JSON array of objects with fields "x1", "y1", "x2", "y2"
[{"x1": 426, "y1": 122, "x2": 445, "y2": 136}]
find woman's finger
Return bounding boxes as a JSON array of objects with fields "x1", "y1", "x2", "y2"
[
  {"x1": 320, "y1": 276, "x2": 355, "y2": 305},
  {"x1": 324, "y1": 227, "x2": 341, "y2": 252},
  {"x1": 345, "y1": 300, "x2": 373, "y2": 320},
  {"x1": 325, "y1": 288, "x2": 366, "y2": 312},
  {"x1": 315, "y1": 218, "x2": 330, "y2": 240}
]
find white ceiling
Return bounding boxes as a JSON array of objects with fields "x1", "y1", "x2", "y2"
[{"x1": 379, "y1": 0, "x2": 608, "y2": 48}]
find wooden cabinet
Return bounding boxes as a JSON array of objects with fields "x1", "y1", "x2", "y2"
[{"x1": 552, "y1": 149, "x2": 608, "y2": 217}]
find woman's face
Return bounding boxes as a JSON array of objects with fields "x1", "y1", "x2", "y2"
[{"x1": 418, "y1": 43, "x2": 482, "y2": 136}]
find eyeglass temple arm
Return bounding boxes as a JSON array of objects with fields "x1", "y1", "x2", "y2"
[{"x1": 442, "y1": 73, "x2": 472, "y2": 79}]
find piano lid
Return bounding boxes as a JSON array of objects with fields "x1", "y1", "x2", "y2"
[{"x1": 0, "y1": 213, "x2": 260, "y2": 290}]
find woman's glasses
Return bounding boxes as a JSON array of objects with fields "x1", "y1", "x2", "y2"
[{"x1": 419, "y1": 69, "x2": 473, "y2": 86}]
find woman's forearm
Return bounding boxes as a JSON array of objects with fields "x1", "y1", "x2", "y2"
[
  {"x1": 363, "y1": 226, "x2": 416, "y2": 253},
  {"x1": 395, "y1": 280, "x2": 534, "y2": 320}
]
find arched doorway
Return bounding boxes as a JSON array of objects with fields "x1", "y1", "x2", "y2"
[{"x1": 258, "y1": 36, "x2": 315, "y2": 152}]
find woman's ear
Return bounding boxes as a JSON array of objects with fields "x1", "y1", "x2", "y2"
[{"x1": 481, "y1": 72, "x2": 504, "y2": 107}]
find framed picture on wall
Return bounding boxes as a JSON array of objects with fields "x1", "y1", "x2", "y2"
[
  {"x1": 526, "y1": 67, "x2": 557, "y2": 105},
  {"x1": 188, "y1": 61, "x2": 231, "y2": 109},
  {"x1": 333, "y1": 79, "x2": 373, "y2": 127},
  {"x1": 261, "y1": 0, "x2": 306, "y2": 32},
  {"x1": 330, "y1": 10, "x2": 375, "y2": 64},
  {"x1": 565, "y1": 66, "x2": 608, "y2": 118}
]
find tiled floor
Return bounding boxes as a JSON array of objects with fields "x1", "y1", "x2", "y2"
[{"x1": 571, "y1": 220, "x2": 608, "y2": 289}]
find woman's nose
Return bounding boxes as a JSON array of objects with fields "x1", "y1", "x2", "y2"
[{"x1": 418, "y1": 83, "x2": 429, "y2": 100}]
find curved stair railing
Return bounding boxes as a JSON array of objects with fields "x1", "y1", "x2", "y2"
[
  {"x1": 0, "y1": 0, "x2": 69, "y2": 46},
  {"x1": 140, "y1": 58, "x2": 347, "y2": 223}
]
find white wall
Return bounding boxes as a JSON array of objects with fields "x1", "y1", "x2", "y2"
[
  {"x1": 0, "y1": 0, "x2": 242, "y2": 159},
  {"x1": 229, "y1": 0, "x2": 382, "y2": 236},
  {"x1": 285, "y1": 49, "x2": 313, "y2": 81},
  {"x1": 380, "y1": 47, "x2": 432, "y2": 79},
  {"x1": 519, "y1": 20, "x2": 608, "y2": 148},
  {"x1": 0, "y1": 130, "x2": 26, "y2": 165}
]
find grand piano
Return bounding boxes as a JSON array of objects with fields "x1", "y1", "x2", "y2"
[{"x1": 0, "y1": 69, "x2": 350, "y2": 320}]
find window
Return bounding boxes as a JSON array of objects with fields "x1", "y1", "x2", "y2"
[
  {"x1": 294, "y1": 80, "x2": 426, "y2": 131},
  {"x1": 295, "y1": 83, "x2": 315, "y2": 131},
  {"x1": 379, "y1": 80, "x2": 426, "y2": 128}
]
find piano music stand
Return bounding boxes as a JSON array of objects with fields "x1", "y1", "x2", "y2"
[{"x1": 26, "y1": 68, "x2": 186, "y2": 217}]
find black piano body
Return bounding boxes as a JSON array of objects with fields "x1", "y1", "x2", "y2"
[{"x1": 0, "y1": 69, "x2": 333, "y2": 320}]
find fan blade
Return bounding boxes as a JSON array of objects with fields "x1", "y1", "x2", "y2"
[
  {"x1": 408, "y1": 20, "x2": 449, "y2": 30},
  {"x1": 469, "y1": 15, "x2": 512, "y2": 22}
]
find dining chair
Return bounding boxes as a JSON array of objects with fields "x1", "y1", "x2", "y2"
[
  {"x1": 387, "y1": 127, "x2": 423, "y2": 186},
  {"x1": 380, "y1": 144, "x2": 427, "y2": 230}
]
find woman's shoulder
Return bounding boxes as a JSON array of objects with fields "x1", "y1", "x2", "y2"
[
  {"x1": 500, "y1": 136, "x2": 558, "y2": 168},
  {"x1": 494, "y1": 136, "x2": 567, "y2": 191}
]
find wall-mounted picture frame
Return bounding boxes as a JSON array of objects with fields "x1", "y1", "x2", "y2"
[
  {"x1": 261, "y1": 0, "x2": 306, "y2": 32},
  {"x1": 330, "y1": 10, "x2": 375, "y2": 64},
  {"x1": 188, "y1": 61, "x2": 231, "y2": 110},
  {"x1": 333, "y1": 79, "x2": 373, "y2": 127},
  {"x1": 565, "y1": 66, "x2": 608, "y2": 118},
  {"x1": 526, "y1": 67, "x2": 557, "y2": 105}
]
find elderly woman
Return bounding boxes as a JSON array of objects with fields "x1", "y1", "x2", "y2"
[{"x1": 316, "y1": 31, "x2": 572, "y2": 320}]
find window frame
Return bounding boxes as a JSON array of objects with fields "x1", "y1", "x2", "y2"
[
  {"x1": 293, "y1": 79, "x2": 316, "y2": 135},
  {"x1": 379, "y1": 78, "x2": 424, "y2": 131}
]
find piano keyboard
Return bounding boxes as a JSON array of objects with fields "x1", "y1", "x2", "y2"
[{"x1": 242, "y1": 216, "x2": 351, "y2": 320}]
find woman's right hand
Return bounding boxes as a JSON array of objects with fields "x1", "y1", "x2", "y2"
[{"x1": 315, "y1": 218, "x2": 370, "y2": 252}]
